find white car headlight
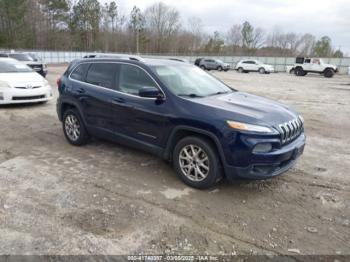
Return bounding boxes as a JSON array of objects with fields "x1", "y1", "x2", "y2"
[
  {"x1": 226, "y1": 120, "x2": 275, "y2": 133},
  {"x1": 0, "y1": 80, "x2": 11, "y2": 90}
]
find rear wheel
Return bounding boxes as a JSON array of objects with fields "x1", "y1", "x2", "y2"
[
  {"x1": 238, "y1": 67, "x2": 244, "y2": 73},
  {"x1": 324, "y1": 68, "x2": 334, "y2": 78},
  {"x1": 200, "y1": 65, "x2": 206, "y2": 70},
  {"x1": 63, "y1": 109, "x2": 89, "y2": 146},
  {"x1": 173, "y1": 136, "x2": 222, "y2": 189}
]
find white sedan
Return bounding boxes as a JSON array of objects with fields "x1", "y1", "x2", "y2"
[{"x1": 0, "y1": 58, "x2": 52, "y2": 104}]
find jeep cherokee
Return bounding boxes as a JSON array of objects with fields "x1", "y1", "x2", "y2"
[{"x1": 56, "y1": 58, "x2": 305, "y2": 189}]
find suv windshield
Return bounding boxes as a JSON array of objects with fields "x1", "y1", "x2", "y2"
[
  {"x1": 9, "y1": 53, "x2": 34, "y2": 61},
  {"x1": 0, "y1": 61, "x2": 33, "y2": 73},
  {"x1": 153, "y1": 65, "x2": 233, "y2": 97}
]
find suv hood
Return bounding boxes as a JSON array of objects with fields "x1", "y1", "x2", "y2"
[
  {"x1": 195, "y1": 92, "x2": 298, "y2": 127},
  {"x1": 261, "y1": 63, "x2": 273, "y2": 68},
  {"x1": 323, "y1": 63, "x2": 337, "y2": 69}
]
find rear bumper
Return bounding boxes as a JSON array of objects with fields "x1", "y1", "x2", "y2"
[{"x1": 224, "y1": 134, "x2": 306, "y2": 180}]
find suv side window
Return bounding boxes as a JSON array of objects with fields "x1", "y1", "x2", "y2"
[
  {"x1": 118, "y1": 64, "x2": 157, "y2": 96},
  {"x1": 305, "y1": 59, "x2": 311, "y2": 63},
  {"x1": 86, "y1": 63, "x2": 117, "y2": 89},
  {"x1": 70, "y1": 63, "x2": 90, "y2": 81}
]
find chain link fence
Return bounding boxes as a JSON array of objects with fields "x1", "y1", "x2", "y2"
[{"x1": 28, "y1": 51, "x2": 350, "y2": 74}]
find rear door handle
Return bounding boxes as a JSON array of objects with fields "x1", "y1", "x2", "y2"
[{"x1": 77, "y1": 88, "x2": 85, "y2": 94}]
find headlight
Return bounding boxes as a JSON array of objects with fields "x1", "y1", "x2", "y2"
[
  {"x1": 43, "y1": 81, "x2": 51, "y2": 88},
  {"x1": 0, "y1": 80, "x2": 11, "y2": 90},
  {"x1": 226, "y1": 120, "x2": 275, "y2": 133}
]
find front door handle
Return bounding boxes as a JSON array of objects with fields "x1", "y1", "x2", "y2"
[
  {"x1": 111, "y1": 97, "x2": 134, "y2": 109},
  {"x1": 112, "y1": 97, "x2": 125, "y2": 104}
]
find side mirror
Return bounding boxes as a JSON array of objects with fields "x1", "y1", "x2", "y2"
[{"x1": 138, "y1": 86, "x2": 164, "y2": 99}]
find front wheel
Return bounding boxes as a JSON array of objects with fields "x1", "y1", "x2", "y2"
[
  {"x1": 173, "y1": 136, "x2": 222, "y2": 189},
  {"x1": 63, "y1": 109, "x2": 89, "y2": 146},
  {"x1": 200, "y1": 65, "x2": 206, "y2": 70},
  {"x1": 217, "y1": 66, "x2": 223, "y2": 71},
  {"x1": 259, "y1": 67, "x2": 266, "y2": 74}
]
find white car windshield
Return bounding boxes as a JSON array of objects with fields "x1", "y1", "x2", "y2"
[
  {"x1": 0, "y1": 61, "x2": 33, "y2": 73},
  {"x1": 153, "y1": 65, "x2": 233, "y2": 97}
]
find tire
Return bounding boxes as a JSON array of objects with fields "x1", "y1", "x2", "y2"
[
  {"x1": 324, "y1": 68, "x2": 334, "y2": 78},
  {"x1": 238, "y1": 67, "x2": 244, "y2": 73},
  {"x1": 63, "y1": 109, "x2": 89, "y2": 146},
  {"x1": 295, "y1": 67, "x2": 305, "y2": 76},
  {"x1": 290, "y1": 69, "x2": 295, "y2": 74},
  {"x1": 217, "y1": 66, "x2": 223, "y2": 72},
  {"x1": 173, "y1": 136, "x2": 222, "y2": 189},
  {"x1": 258, "y1": 67, "x2": 266, "y2": 74},
  {"x1": 200, "y1": 65, "x2": 206, "y2": 70}
]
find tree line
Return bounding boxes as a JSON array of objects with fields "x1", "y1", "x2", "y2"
[{"x1": 0, "y1": 0, "x2": 345, "y2": 57}]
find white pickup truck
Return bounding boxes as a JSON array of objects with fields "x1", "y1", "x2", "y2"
[{"x1": 287, "y1": 57, "x2": 338, "y2": 78}]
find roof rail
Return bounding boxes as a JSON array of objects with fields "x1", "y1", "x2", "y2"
[{"x1": 83, "y1": 53, "x2": 145, "y2": 62}]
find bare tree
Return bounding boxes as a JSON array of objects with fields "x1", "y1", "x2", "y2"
[
  {"x1": 186, "y1": 16, "x2": 203, "y2": 53},
  {"x1": 144, "y1": 2, "x2": 180, "y2": 53},
  {"x1": 226, "y1": 24, "x2": 242, "y2": 52}
]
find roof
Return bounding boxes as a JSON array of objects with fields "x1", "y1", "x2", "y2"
[{"x1": 74, "y1": 57, "x2": 190, "y2": 67}]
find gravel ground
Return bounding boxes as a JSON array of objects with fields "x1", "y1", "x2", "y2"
[{"x1": 0, "y1": 66, "x2": 349, "y2": 256}]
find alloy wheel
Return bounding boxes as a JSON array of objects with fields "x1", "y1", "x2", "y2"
[
  {"x1": 179, "y1": 144, "x2": 210, "y2": 182},
  {"x1": 65, "y1": 114, "x2": 81, "y2": 141}
]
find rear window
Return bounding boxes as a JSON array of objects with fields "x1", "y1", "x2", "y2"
[
  {"x1": 70, "y1": 63, "x2": 90, "y2": 81},
  {"x1": 9, "y1": 53, "x2": 34, "y2": 61},
  {"x1": 86, "y1": 63, "x2": 117, "y2": 89}
]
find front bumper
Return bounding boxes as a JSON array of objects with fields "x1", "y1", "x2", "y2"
[
  {"x1": 224, "y1": 133, "x2": 305, "y2": 180},
  {"x1": 0, "y1": 86, "x2": 53, "y2": 104}
]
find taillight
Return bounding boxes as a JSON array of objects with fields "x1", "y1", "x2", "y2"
[{"x1": 56, "y1": 78, "x2": 61, "y2": 87}]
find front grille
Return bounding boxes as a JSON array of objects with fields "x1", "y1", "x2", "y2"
[
  {"x1": 278, "y1": 117, "x2": 303, "y2": 144},
  {"x1": 28, "y1": 64, "x2": 42, "y2": 71},
  {"x1": 12, "y1": 95, "x2": 45, "y2": 101}
]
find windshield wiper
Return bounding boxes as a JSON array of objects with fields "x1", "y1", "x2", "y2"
[
  {"x1": 177, "y1": 93, "x2": 204, "y2": 98},
  {"x1": 207, "y1": 91, "x2": 231, "y2": 96}
]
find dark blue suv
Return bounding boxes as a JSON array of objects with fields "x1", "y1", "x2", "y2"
[{"x1": 57, "y1": 57, "x2": 305, "y2": 189}]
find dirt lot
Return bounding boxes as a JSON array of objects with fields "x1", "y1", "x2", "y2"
[{"x1": 0, "y1": 66, "x2": 349, "y2": 256}]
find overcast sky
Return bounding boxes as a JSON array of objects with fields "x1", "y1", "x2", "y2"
[{"x1": 107, "y1": 0, "x2": 350, "y2": 54}]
